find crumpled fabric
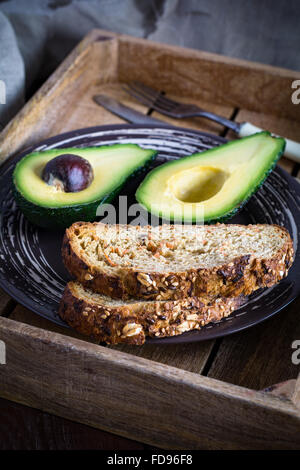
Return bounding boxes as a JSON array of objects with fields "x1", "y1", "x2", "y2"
[
  {"x1": 0, "y1": 0, "x2": 299, "y2": 127},
  {"x1": 0, "y1": 11, "x2": 25, "y2": 127}
]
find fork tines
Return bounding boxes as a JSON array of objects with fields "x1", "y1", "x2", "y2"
[{"x1": 123, "y1": 81, "x2": 177, "y2": 112}]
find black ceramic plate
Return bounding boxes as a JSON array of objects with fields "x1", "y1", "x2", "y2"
[{"x1": 0, "y1": 124, "x2": 299, "y2": 344}]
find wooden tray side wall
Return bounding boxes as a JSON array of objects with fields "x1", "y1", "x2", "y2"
[
  {"x1": 0, "y1": 316, "x2": 300, "y2": 450},
  {"x1": 118, "y1": 35, "x2": 300, "y2": 120}
]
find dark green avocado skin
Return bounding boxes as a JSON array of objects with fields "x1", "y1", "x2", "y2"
[
  {"x1": 13, "y1": 152, "x2": 157, "y2": 230},
  {"x1": 13, "y1": 186, "x2": 117, "y2": 230}
]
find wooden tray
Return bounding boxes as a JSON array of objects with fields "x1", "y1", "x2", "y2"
[{"x1": 0, "y1": 29, "x2": 300, "y2": 450}]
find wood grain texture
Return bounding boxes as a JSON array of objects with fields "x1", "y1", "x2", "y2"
[
  {"x1": 207, "y1": 297, "x2": 300, "y2": 390},
  {"x1": 0, "y1": 316, "x2": 300, "y2": 450},
  {"x1": 293, "y1": 375, "x2": 300, "y2": 410},
  {"x1": 118, "y1": 34, "x2": 300, "y2": 120},
  {"x1": 12, "y1": 304, "x2": 215, "y2": 374},
  {"x1": 233, "y1": 109, "x2": 300, "y2": 141},
  {"x1": 50, "y1": 82, "x2": 150, "y2": 135},
  {"x1": 9, "y1": 304, "x2": 97, "y2": 343},
  {"x1": 264, "y1": 379, "x2": 297, "y2": 401},
  {"x1": 0, "y1": 397, "x2": 144, "y2": 450},
  {"x1": 109, "y1": 340, "x2": 214, "y2": 374}
]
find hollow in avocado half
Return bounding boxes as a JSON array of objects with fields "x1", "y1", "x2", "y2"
[
  {"x1": 136, "y1": 132, "x2": 285, "y2": 223},
  {"x1": 13, "y1": 144, "x2": 157, "y2": 229}
]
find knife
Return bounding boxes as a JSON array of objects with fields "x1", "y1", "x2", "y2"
[{"x1": 93, "y1": 94, "x2": 167, "y2": 125}]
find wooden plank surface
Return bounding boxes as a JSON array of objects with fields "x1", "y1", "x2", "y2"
[
  {"x1": 0, "y1": 397, "x2": 144, "y2": 450},
  {"x1": 50, "y1": 82, "x2": 149, "y2": 134},
  {"x1": 232, "y1": 109, "x2": 300, "y2": 141},
  {"x1": 9, "y1": 304, "x2": 97, "y2": 342},
  {"x1": 110, "y1": 340, "x2": 215, "y2": 374},
  {"x1": 207, "y1": 298, "x2": 300, "y2": 390},
  {"x1": 0, "y1": 316, "x2": 300, "y2": 450}
]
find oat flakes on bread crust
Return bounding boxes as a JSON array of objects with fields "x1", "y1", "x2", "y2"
[
  {"x1": 62, "y1": 222, "x2": 294, "y2": 301},
  {"x1": 59, "y1": 281, "x2": 245, "y2": 345}
]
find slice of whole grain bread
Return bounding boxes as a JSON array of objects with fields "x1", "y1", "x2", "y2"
[
  {"x1": 59, "y1": 281, "x2": 245, "y2": 345},
  {"x1": 62, "y1": 222, "x2": 294, "y2": 301}
]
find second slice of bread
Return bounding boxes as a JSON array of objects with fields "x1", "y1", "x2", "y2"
[
  {"x1": 59, "y1": 281, "x2": 245, "y2": 345},
  {"x1": 62, "y1": 222, "x2": 294, "y2": 301}
]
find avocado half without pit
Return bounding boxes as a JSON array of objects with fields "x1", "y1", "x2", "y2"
[
  {"x1": 13, "y1": 144, "x2": 157, "y2": 229},
  {"x1": 136, "y1": 132, "x2": 286, "y2": 223}
]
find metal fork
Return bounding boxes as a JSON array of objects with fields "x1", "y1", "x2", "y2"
[
  {"x1": 124, "y1": 81, "x2": 241, "y2": 133},
  {"x1": 123, "y1": 81, "x2": 300, "y2": 163}
]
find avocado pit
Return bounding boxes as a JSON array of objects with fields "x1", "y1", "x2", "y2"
[{"x1": 42, "y1": 153, "x2": 94, "y2": 193}]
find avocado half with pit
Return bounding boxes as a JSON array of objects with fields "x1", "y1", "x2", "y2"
[
  {"x1": 13, "y1": 144, "x2": 157, "y2": 229},
  {"x1": 136, "y1": 132, "x2": 285, "y2": 223}
]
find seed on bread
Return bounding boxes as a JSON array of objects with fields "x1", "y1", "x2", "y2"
[
  {"x1": 58, "y1": 281, "x2": 246, "y2": 345},
  {"x1": 122, "y1": 323, "x2": 142, "y2": 337},
  {"x1": 62, "y1": 222, "x2": 294, "y2": 302}
]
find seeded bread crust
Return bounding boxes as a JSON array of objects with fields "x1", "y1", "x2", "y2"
[
  {"x1": 59, "y1": 281, "x2": 245, "y2": 345},
  {"x1": 62, "y1": 222, "x2": 294, "y2": 301}
]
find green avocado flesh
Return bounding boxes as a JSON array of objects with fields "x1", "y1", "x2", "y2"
[
  {"x1": 13, "y1": 144, "x2": 157, "y2": 229},
  {"x1": 136, "y1": 132, "x2": 285, "y2": 223}
]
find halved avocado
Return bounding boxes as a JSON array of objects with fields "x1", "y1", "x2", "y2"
[
  {"x1": 136, "y1": 132, "x2": 285, "y2": 223},
  {"x1": 13, "y1": 144, "x2": 157, "y2": 229}
]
